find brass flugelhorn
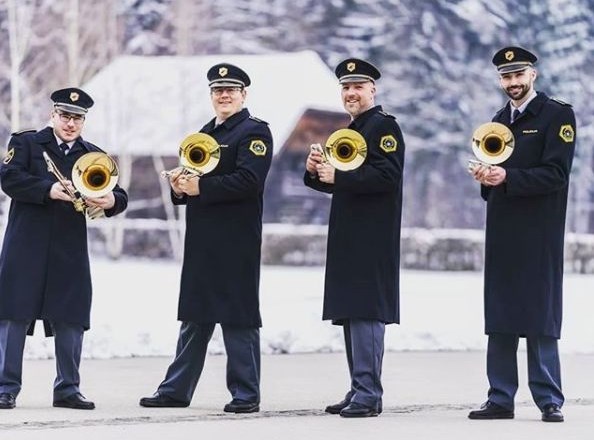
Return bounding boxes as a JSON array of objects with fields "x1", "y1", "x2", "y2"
[
  {"x1": 43, "y1": 151, "x2": 119, "y2": 219},
  {"x1": 161, "y1": 132, "x2": 220, "y2": 179},
  {"x1": 468, "y1": 122, "x2": 515, "y2": 172},
  {"x1": 311, "y1": 128, "x2": 367, "y2": 171}
]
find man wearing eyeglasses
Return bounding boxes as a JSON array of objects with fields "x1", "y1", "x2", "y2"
[
  {"x1": 140, "y1": 63, "x2": 273, "y2": 413},
  {"x1": 0, "y1": 88, "x2": 128, "y2": 410}
]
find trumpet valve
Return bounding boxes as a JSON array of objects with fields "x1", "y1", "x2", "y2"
[
  {"x1": 160, "y1": 167, "x2": 201, "y2": 179},
  {"x1": 310, "y1": 143, "x2": 327, "y2": 163},
  {"x1": 160, "y1": 166, "x2": 183, "y2": 179},
  {"x1": 86, "y1": 206, "x2": 105, "y2": 220},
  {"x1": 467, "y1": 159, "x2": 491, "y2": 174},
  {"x1": 72, "y1": 198, "x2": 87, "y2": 213}
]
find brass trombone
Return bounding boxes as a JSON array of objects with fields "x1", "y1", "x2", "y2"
[
  {"x1": 160, "y1": 132, "x2": 220, "y2": 179},
  {"x1": 468, "y1": 122, "x2": 515, "y2": 172},
  {"x1": 43, "y1": 151, "x2": 119, "y2": 219},
  {"x1": 311, "y1": 128, "x2": 367, "y2": 171}
]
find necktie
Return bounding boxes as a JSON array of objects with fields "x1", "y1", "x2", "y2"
[
  {"x1": 59, "y1": 143, "x2": 69, "y2": 155},
  {"x1": 512, "y1": 109, "x2": 521, "y2": 123}
]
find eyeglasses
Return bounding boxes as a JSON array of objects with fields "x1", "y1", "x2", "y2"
[
  {"x1": 211, "y1": 87, "x2": 242, "y2": 96},
  {"x1": 56, "y1": 111, "x2": 85, "y2": 125}
]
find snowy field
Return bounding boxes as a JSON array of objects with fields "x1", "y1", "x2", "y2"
[{"x1": 22, "y1": 258, "x2": 594, "y2": 359}]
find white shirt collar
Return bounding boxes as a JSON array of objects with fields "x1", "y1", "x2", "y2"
[
  {"x1": 510, "y1": 90, "x2": 537, "y2": 115},
  {"x1": 53, "y1": 134, "x2": 75, "y2": 149}
]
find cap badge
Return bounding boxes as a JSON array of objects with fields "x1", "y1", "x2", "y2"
[
  {"x1": 347, "y1": 62, "x2": 356, "y2": 72},
  {"x1": 70, "y1": 92, "x2": 79, "y2": 102},
  {"x1": 219, "y1": 67, "x2": 228, "y2": 77},
  {"x1": 505, "y1": 51, "x2": 515, "y2": 61}
]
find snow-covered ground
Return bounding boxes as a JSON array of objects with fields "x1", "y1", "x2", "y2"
[{"x1": 23, "y1": 258, "x2": 594, "y2": 359}]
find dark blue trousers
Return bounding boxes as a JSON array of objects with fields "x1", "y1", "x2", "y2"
[
  {"x1": 0, "y1": 320, "x2": 84, "y2": 399},
  {"x1": 486, "y1": 333, "x2": 564, "y2": 411},
  {"x1": 157, "y1": 322, "x2": 260, "y2": 404},
  {"x1": 342, "y1": 319, "x2": 385, "y2": 409}
]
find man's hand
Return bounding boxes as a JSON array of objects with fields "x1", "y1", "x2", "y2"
[
  {"x1": 176, "y1": 173, "x2": 200, "y2": 196},
  {"x1": 317, "y1": 163, "x2": 336, "y2": 184},
  {"x1": 168, "y1": 168, "x2": 186, "y2": 197},
  {"x1": 482, "y1": 165, "x2": 506, "y2": 186},
  {"x1": 85, "y1": 192, "x2": 116, "y2": 210},
  {"x1": 471, "y1": 164, "x2": 506, "y2": 186},
  {"x1": 306, "y1": 144, "x2": 324, "y2": 175},
  {"x1": 49, "y1": 181, "x2": 75, "y2": 202}
]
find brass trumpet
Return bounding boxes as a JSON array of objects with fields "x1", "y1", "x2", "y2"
[
  {"x1": 311, "y1": 128, "x2": 367, "y2": 171},
  {"x1": 43, "y1": 151, "x2": 119, "y2": 219},
  {"x1": 161, "y1": 132, "x2": 220, "y2": 179},
  {"x1": 468, "y1": 122, "x2": 515, "y2": 172}
]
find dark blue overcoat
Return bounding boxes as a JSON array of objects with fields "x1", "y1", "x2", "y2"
[
  {"x1": 173, "y1": 108, "x2": 272, "y2": 327},
  {"x1": 0, "y1": 127, "x2": 128, "y2": 334},
  {"x1": 481, "y1": 92, "x2": 576, "y2": 338},
  {"x1": 304, "y1": 105, "x2": 405, "y2": 325}
]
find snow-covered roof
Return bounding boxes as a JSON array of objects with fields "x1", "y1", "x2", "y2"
[{"x1": 82, "y1": 51, "x2": 345, "y2": 156}]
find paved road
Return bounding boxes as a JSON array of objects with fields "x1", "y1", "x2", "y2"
[{"x1": 1, "y1": 351, "x2": 593, "y2": 439}]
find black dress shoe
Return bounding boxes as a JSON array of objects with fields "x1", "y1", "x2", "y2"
[
  {"x1": 0, "y1": 393, "x2": 16, "y2": 409},
  {"x1": 340, "y1": 402, "x2": 379, "y2": 418},
  {"x1": 223, "y1": 399, "x2": 260, "y2": 413},
  {"x1": 325, "y1": 393, "x2": 352, "y2": 414},
  {"x1": 53, "y1": 393, "x2": 95, "y2": 410},
  {"x1": 139, "y1": 392, "x2": 189, "y2": 408},
  {"x1": 468, "y1": 401, "x2": 514, "y2": 420},
  {"x1": 541, "y1": 404, "x2": 564, "y2": 422}
]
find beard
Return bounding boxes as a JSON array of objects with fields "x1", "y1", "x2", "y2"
[{"x1": 504, "y1": 83, "x2": 531, "y2": 101}]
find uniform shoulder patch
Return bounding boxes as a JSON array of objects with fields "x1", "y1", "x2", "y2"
[
  {"x1": 249, "y1": 139, "x2": 267, "y2": 156},
  {"x1": 551, "y1": 97, "x2": 572, "y2": 107},
  {"x1": 379, "y1": 135, "x2": 398, "y2": 153},
  {"x1": 559, "y1": 124, "x2": 575, "y2": 143},
  {"x1": 2, "y1": 148, "x2": 15, "y2": 164},
  {"x1": 249, "y1": 116, "x2": 269, "y2": 125},
  {"x1": 10, "y1": 129, "x2": 36, "y2": 136}
]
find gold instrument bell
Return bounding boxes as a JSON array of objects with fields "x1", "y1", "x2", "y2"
[
  {"x1": 323, "y1": 128, "x2": 367, "y2": 171},
  {"x1": 43, "y1": 151, "x2": 119, "y2": 220},
  {"x1": 72, "y1": 152, "x2": 119, "y2": 198},
  {"x1": 469, "y1": 122, "x2": 515, "y2": 171},
  {"x1": 161, "y1": 132, "x2": 220, "y2": 178}
]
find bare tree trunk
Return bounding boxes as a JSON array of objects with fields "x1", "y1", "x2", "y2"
[
  {"x1": 106, "y1": 0, "x2": 119, "y2": 62},
  {"x1": 173, "y1": 0, "x2": 193, "y2": 55},
  {"x1": 6, "y1": 0, "x2": 34, "y2": 132},
  {"x1": 67, "y1": 0, "x2": 80, "y2": 84},
  {"x1": 153, "y1": 154, "x2": 184, "y2": 260},
  {"x1": 7, "y1": 0, "x2": 21, "y2": 131}
]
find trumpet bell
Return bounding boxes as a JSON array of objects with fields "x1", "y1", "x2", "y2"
[
  {"x1": 471, "y1": 122, "x2": 515, "y2": 165},
  {"x1": 72, "y1": 152, "x2": 119, "y2": 198},
  {"x1": 179, "y1": 133, "x2": 220, "y2": 175},
  {"x1": 325, "y1": 128, "x2": 367, "y2": 171}
]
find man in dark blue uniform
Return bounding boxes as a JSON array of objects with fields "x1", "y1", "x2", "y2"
[
  {"x1": 304, "y1": 58, "x2": 405, "y2": 418},
  {"x1": 0, "y1": 88, "x2": 128, "y2": 410},
  {"x1": 469, "y1": 47, "x2": 576, "y2": 423},
  {"x1": 139, "y1": 63, "x2": 272, "y2": 413}
]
